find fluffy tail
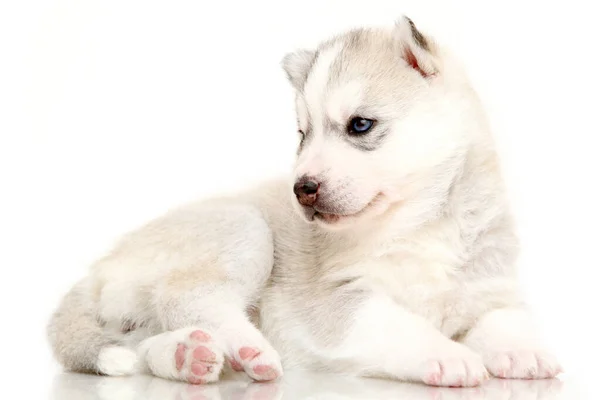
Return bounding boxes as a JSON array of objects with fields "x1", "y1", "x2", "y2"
[{"x1": 47, "y1": 279, "x2": 138, "y2": 376}]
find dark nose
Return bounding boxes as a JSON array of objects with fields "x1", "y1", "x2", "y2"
[{"x1": 294, "y1": 178, "x2": 320, "y2": 207}]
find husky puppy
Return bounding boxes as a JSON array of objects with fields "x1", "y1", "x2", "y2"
[{"x1": 48, "y1": 17, "x2": 561, "y2": 387}]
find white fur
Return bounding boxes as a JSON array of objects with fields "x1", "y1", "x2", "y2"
[
  {"x1": 137, "y1": 327, "x2": 225, "y2": 383},
  {"x1": 97, "y1": 347, "x2": 138, "y2": 376},
  {"x1": 47, "y1": 16, "x2": 561, "y2": 387},
  {"x1": 304, "y1": 41, "x2": 344, "y2": 128}
]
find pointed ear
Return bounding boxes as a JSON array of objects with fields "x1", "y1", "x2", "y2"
[
  {"x1": 281, "y1": 49, "x2": 316, "y2": 91},
  {"x1": 394, "y1": 16, "x2": 438, "y2": 77}
]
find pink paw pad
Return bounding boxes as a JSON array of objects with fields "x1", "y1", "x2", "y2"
[
  {"x1": 230, "y1": 359, "x2": 244, "y2": 372},
  {"x1": 190, "y1": 330, "x2": 211, "y2": 342},
  {"x1": 252, "y1": 365, "x2": 279, "y2": 381},
  {"x1": 175, "y1": 344, "x2": 187, "y2": 371},
  {"x1": 193, "y1": 346, "x2": 216, "y2": 362},
  {"x1": 239, "y1": 347, "x2": 261, "y2": 361},
  {"x1": 191, "y1": 362, "x2": 209, "y2": 376}
]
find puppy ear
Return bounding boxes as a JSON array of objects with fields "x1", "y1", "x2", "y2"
[
  {"x1": 281, "y1": 49, "x2": 316, "y2": 91},
  {"x1": 394, "y1": 16, "x2": 438, "y2": 77}
]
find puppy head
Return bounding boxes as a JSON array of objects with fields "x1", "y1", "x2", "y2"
[{"x1": 283, "y1": 17, "x2": 476, "y2": 229}]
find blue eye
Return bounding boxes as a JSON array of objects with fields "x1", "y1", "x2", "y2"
[{"x1": 348, "y1": 117, "x2": 375, "y2": 134}]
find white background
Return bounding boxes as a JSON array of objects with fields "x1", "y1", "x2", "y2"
[{"x1": 1, "y1": 0, "x2": 599, "y2": 398}]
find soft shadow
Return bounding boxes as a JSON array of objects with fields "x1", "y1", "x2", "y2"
[{"x1": 51, "y1": 371, "x2": 566, "y2": 400}]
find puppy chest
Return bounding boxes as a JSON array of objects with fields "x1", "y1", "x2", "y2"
[{"x1": 357, "y1": 255, "x2": 472, "y2": 334}]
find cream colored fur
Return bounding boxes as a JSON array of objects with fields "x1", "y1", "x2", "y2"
[{"x1": 47, "y1": 17, "x2": 561, "y2": 387}]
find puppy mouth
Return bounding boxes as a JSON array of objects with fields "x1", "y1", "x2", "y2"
[{"x1": 310, "y1": 193, "x2": 384, "y2": 224}]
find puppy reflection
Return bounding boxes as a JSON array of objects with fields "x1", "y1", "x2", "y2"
[
  {"x1": 52, "y1": 373, "x2": 281, "y2": 400},
  {"x1": 52, "y1": 372, "x2": 566, "y2": 400}
]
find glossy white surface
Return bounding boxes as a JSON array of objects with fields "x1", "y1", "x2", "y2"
[{"x1": 51, "y1": 372, "x2": 579, "y2": 400}]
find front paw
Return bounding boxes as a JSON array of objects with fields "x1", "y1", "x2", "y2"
[
  {"x1": 422, "y1": 345, "x2": 490, "y2": 387},
  {"x1": 483, "y1": 349, "x2": 562, "y2": 379}
]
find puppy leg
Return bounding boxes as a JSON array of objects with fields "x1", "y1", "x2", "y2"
[
  {"x1": 461, "y1": 308, "x2": 562, "y2": 379},
  {"x1": 140, "y1": 288, "x2": 282, "y2": 383},
  {"x1": 138, "y1": 203, "x2": 281, "y2": 383},
  {"x1": 138, "y1": 326, "x2": 224, "y2": 384},
  {"x1": 327, "y1": 294, "x2": 489, "y2": 387},
  {"x1": 214, "y1": 306, "x2": 283, "y2": 382}
]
